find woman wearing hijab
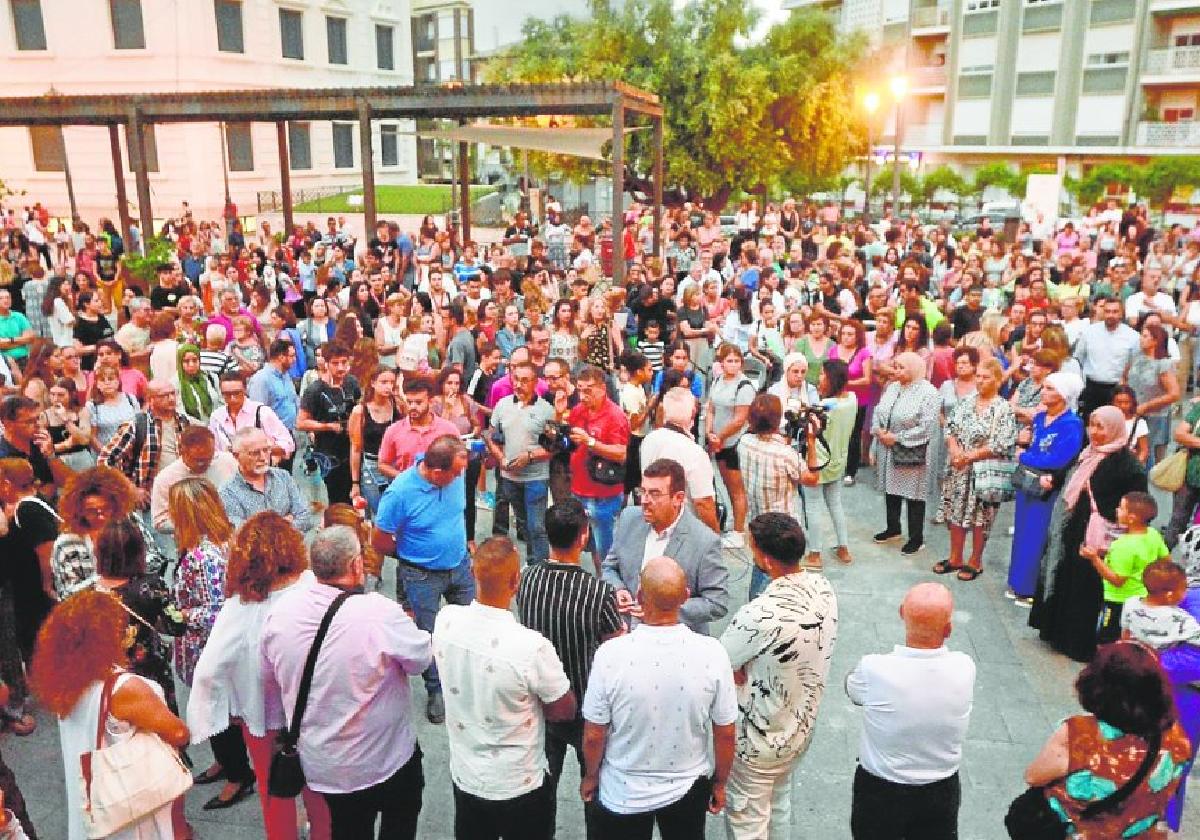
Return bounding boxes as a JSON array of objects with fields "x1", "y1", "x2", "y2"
[
  {"x1": 870, "y1": 350, "x2": 941, "y2": 555},
  {"x1": 1006, "y1": 371, "x2": 1086, "y2": 605},
  {"x1": 1029, "y1": 404, "x2": 1147, "y2": 662},
  {"x1": 176, "y1": 343, "x2": 221, "y2": 424}
]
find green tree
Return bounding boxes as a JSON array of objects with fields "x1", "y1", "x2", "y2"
[
  {"x1": 1072, "y1": 163, "x2": 1138, "y2": 208},
  {"x1": 1134, "y1": 157, "x2": 1200, "y2": 212},
  {"x1": 486, "y1": 0, "x2": 867, "y2": 209},
  {"x1": 869, "y1": 165, "x2": 920, "y2": 209},
  {"x1": 970, "y1": 163, "x2": 1018, "y2": 208},
  {"x1": 916, "y1": 165, "x2": 967, "y2": 209}
]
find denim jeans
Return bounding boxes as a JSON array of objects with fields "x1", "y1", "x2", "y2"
[
  {"x1": 360, "y1": 456, "x2": 389, "y2": 517},
  {"x1": 397, "y1": 559, "x2": 475, "y2": 694},
  {"x1": 807, "y1": 480, "x2": 850, "y2": 553},
  {"x1": 749, "y1": 566, "x2": 771, "y2": 601},
  {"x1": 579, "y1": 492, "x2": 623, "y2": 566},
  {"x1": 499, "y1": 477, "x2": 549, "y2": 564}
]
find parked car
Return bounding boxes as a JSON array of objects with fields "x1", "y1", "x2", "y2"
[{"x1": 954, "y1": 210, "x2": 1019, "y2": 236}]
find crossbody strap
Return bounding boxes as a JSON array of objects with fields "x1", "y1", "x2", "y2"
[
  {"x1": 282, "y1": 591, "x2": 353, "y2": 748},
  {"x1": 1080, "y1": 730, "x2": 1162, "y2": 818}
]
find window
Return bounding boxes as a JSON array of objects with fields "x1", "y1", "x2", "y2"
[
  {"x1": 965, "y1": 0, "x2": 999, "y2": 10},
  {"x1": 1081, "y1": 67, "x2": 1127, "y2": 94},
  {"x1": 376, "y1": 24, "x2": 394, "y2": 70},
  {"x1": 1015, "y1": 71, "x2": 1056, "y2": 97},
  {"x1": 957, "y1": 73, "x2": 993, "y2": 98},
  {"x1": 1022, "y1": 3, "x2": 1061, "y2": 31},
  {"x1": 288, "y1": 122, "x2": 311, "y2": 170},
  {"x1": 29, "y1": 126, "x2": 64, "y2": 171},
  {"x1": 1164, "y1": 108, "x2": 1195, "y2": 122},
  {"x1": 225, "y1": 123, "x2": 254, "y2": 171},
  {"x1": 1175, "y1": 33, "x2": 1200, "y2": 48},
  {"x1": 439, "y1": 58, "x2": 456, "y2": 81},
  {"x1": 279, "y1": 7, "x2": 303, "y2": 60},
  {"x1": 332, "y1": 123, "x2": 354, "y2": 169},
  {"x1": 214, "y1": 0, "x2": 243, "y2": 53},
  {"x1": 381, "y1": 124, "x2": 398, "y2": 166},
  {"x1": 109, "y1": 0, "x2": 144, "y2": 49},
  {"x1": 962, "y1": 10, "x2": 997, "y2": 36},
  {"x1": 124, "y1": 124, "x2": 159, "y2": 172},
  {"x1": 416, "y1": 56, "x2": 436, "y2": 83},
  {"x1": 326, "y1": 16, "x2": 346, "y2": 65},
  {"x1": 10, "y1": 0, "x2": 46, "y2": 50},
  {"x1": 1090, "y1": 0, "x2": 1135, "y2": 25},
  {"x1": 1087, "y1": 52, "x2": 1129, "y2": 66}
]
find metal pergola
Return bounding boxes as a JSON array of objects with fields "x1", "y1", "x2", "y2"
[{"x1": 0, "y1": 81, "x2": 663, "y2": 285}]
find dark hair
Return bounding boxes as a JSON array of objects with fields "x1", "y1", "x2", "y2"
[
  {"x1": 0, "y1": 395, "x2": 38, "y2": 423},
  {"x1": 1112, "y1": 385, "x2": 1140, "y2": 415},
  {"x1": 953, "y1": 346, "x2": 980, "y2": 366},
  {"x1": 180, "y1": 425, "x2": 215, "y2": 449},
  {"x1": 618, "y1": 352, "x2": 648, "y2": 375},
  {"x1": 1123, "y1": 491, "x2": 1157, "y2": 524},
  {"x1": 219, "y1": 370, "x2": 246, "y2": 388},
  {"x1": 576, "y1": 365, "x2": 606, "y2": 386},
  {"x1": 643, "y1": 319, "x2": 663, "y2": 336},
  {"x1": 324, "y1": 341, "x2": 352, "y2": 362},
  {"x1": 1076, "y1": 642, "x2": 1177, "y2": 738},
  {"x1": 642, "y1": 457, "x2": 686, "y2": 495},
  {"x1": 898, "y1": 314, "x2": 930, "y2": 352},
  {"x1": 1142, "y1": 323, "x2": 1169, "y2": 360},
  {"x1": 448, "y1": 301, "x2": 466, "y2": 326},
  {"x1": 1143, "y1": 560, "x2": 1187, "y2": 598},
  {"x1": 402, "y1": 375, "x2": 434, "y2": 398},
  {"x1": 821, "y1": 358, "x2": 849, "y2": 396},
  {"x1": 932, "y1": 322, "x2": 953, "y2": 347},
  {"x1": 424, "y1": 434, "x2": 466, "y2": 471},
  {"x1": 95, "y1": 518, "x2": 147, "y2": 578},
  {"x1": 748, "y1": 512, "x2": 806, "y2": 566},
  {"x1": 267, "y1": 338, "x2": 293, "y2": 360},
  {"x1": 748, "y1": 393, "x2": 782, "y2": 435},
  {"x1": 96, "y1": 339, "x2": 130, "y2": 368},
  {"x1": 545, "y1": 498, "x2": 588, "y2": 551}
]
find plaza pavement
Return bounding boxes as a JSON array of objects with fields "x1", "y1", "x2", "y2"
[{"x1": 6, "y1": 476, "x2": 1197, "y2": 838}]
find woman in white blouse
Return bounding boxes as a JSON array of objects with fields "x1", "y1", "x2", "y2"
[{"x1": 187, "y1": 512, "x2": 331, "y2": 840}]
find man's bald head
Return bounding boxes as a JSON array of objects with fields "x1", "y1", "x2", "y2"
[
  {"x1": 472, "y1": 536, "x2": 521, "y2": 605},
  {"x1": 899, "y1": 582, "x2": 954, "y2": 648},
  {"x1": 639, "y1": 556, "x2": 689, "y2": 615}
]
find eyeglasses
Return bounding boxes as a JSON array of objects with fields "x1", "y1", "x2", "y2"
[{"x1": 221, "y1": 390, "x2": 245, "y2": 398}]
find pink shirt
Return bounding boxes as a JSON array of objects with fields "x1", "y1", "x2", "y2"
[
  {"x1": 487, "y1": 374, "x2": 549, "y2": 409},
  {"x1": 377, "y1": 415, "x2": 461, "y2": 474}
]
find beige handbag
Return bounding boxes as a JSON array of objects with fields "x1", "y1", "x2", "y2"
[
  {"x1": 1150, "y1": 449, "x2": 1188, "y2": 493},
  {"x1": 79, "y1": 672, "x2": 192, "y2": 839}
]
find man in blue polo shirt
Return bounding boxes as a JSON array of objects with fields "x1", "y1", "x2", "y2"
[
  {"x1": 248, "y1": 338, "x2": 300, "y2": 428},
  {"x1": 371, "y1": 433, "x2": 473, "y2": 726}
]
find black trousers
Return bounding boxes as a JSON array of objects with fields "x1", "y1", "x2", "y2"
[
  {"x1": 885, "y1": 494, "x2": 925, "y2": 545},
  {"x1": 545, "y1": 719, "x2": 601, "y2": 840},
  {"x1": 324, "y1": 747, "x2": 423, "y2": 840},
  {"x1": 209, "y1": 723, "x2": 254, "y2": 785},
  {"x1": 850, "y1": 766, "x2": 960, "y2": 840},
  {"x1": 1164, "y1": 483, "x2": 1199, "y2": 549},
  {"x1": 592, "y1": 776, "x2": 711, "y2": 840},
  {"x1": 324, "y1": 455, "x2": 353, "y2": 506},
  {"x1": 1097, "y1": 600, "x2": 1125, "y2": 645},
  {"x1": 464, "y1": 455, "x2": 482, "y2": 544},
  {"x1": 1079, "y1": 378, "x2": 1117, "y2": 423},
  {"x1": 847, "y1": 403, "x2": 868, "y2": 478},
  {"x1": 453, "y1": 775, "x2": 553, "y2": 840}
]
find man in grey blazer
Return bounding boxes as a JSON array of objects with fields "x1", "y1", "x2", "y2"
[{"x1": 602, "y1": 457, "x2": 729, "y2": 635}]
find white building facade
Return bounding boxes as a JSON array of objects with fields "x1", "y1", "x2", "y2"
[{"x1": 0, "y1": 0, "x2": 419, "y2": 225}]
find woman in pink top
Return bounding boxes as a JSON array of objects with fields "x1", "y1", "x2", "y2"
[
  {"x1": 829, "y1": 319, "x2": 872, "y2": 484},
  {"x1": 1055, "y1": 222, "x2": 1080, "y2": 255}
]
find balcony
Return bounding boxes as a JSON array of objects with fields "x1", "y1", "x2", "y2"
[
  {"x1": 1150, "y1": 0, "x2": 1200, "y2": 13},
  {"x1": 910, "y1": 65, "x2": 947, "y2": 92},
  {"x1": 1136, "y1": 120, "x2": 1200, "y2": 146},
  {"x1": 1143, "y1": 47, "x2": 1200, "y2": 82},
  {"x1": 903, "y1": 123, "x2": 945, "y2": 147},
  {"x1": 912, "y1": 5, "x2": 951, "y2": 32}
]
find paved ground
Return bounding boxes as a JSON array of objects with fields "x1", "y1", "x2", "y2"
[{"x1": 6, "y1": 474, "x2": 1198, "y2": 838}]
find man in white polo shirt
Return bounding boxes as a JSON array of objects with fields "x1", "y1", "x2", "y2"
[
  {"x1": 433, "y1": 536, "x2": 576, "y2": 839},
  {"x1": 846, "y1": 582, "x2": 975, "y2": 840},
  {"x1": 637, "y1": 388, "x2": 719, "y2": 533},
  {"x1": 581, "y1": 555, "x2": 737, "y2": 838}
]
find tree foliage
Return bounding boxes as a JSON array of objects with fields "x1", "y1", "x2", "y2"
[
  {"x1": 869, "y1": 165, "x2": 920, "y2": 203},
  {"x1": 1068, "y1": 162, "x2": 1139, "y2": 207},
  {"x1": 971, "y1": 163, "x2": 1018, "y2": 198},
  {"x1": 1134, "y1": 157, "x2": 1200, "y2": 210},
  {"x1": 485, "y1": 0, "x2": 867, "y2": 208},
  {"x1": 917, "y1": 165, "x2": 968, "y2": 207}
]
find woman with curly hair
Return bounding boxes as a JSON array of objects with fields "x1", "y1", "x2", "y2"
[
  {"x1": 169, "y1": 476, "x2": 254, "y2": 810},
  {"x1": 30, "y1": 589, "x2": 190, "y2": 840},
  {"x1": 49, "y1": 465, "x2": 140, "y2": 599},
  {"x1": 188, "y1": 512, "x2": 331, "y2": 839}
]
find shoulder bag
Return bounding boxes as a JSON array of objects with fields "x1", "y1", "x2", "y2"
[
  {"x1": 1005, "y1": 728, "x2": 1161, "y2": 840},
  {"x1": 884, "y1": 390, "x2": 927, "y2": 467},
  {"x1": 972, "y1": 402, "x2": 1016, "y2": 504},
  {"x1": 79, "y1": 672, "x2": 193, "y2": 839},
  {"x1": 268, "y1": 591, "x2": 354, "y2": 798}
]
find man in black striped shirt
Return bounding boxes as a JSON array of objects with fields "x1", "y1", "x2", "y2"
[{"x1": 516, "y1": 499, "x2": 623, "y2": 839}]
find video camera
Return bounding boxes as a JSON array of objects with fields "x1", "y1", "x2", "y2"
[
  {"x1": 538, "y1": 420, "x2": 574, "y2": 454},
  {"x1": 783, "y1": 397, "x2": 832, "y2": 467}
]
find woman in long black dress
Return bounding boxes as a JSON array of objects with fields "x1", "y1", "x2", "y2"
[{"x1": 1029, "y1": 405, "x2": 1147, "y2": 662}]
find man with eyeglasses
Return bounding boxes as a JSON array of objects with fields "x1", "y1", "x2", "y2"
[
  {"x1": 208, "y1": 371, "x2": 294, "y2": 464},
  {"x1": 99, "y1": 380, "x2": 192, "y2": 514},
  {"x1": 540, "y1": 358, "x2": 578, "y2": 505},
  {"x1": 219, "y1": 427, "x2": 312, "y2": 532},
  {"x1": 567, "y1": 366, "x2": 630, "y2": 568},
  {"x1": 0, "y1": 395, "x2": 69, "y2": 496}
]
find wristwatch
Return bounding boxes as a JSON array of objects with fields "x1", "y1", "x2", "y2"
[{"x1": 586, "y1": 435, "x2": 596, "y2": 449}]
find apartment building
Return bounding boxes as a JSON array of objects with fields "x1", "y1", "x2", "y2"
[
  {"x1": 0, "y1": 0, "x2": 418, "y2": 224},
  {"x1": 785, "y1": 0, "x2": 1200, "y2": 177}
]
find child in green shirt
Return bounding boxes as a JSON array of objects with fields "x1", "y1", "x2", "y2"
[{"x1": 1081, "y1": 491, "x2": 1169, "y2": 645}]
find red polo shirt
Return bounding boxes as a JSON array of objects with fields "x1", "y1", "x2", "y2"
[
  {"x1": 378, "y1": 415, "x2": 461, "y2": 474},
  {"x1": 568, "y1": 397, "x2": 631, "y2": 498}
]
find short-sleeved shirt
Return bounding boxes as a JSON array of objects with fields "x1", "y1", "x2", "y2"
[
  {"x1": 1102, "y1": 528, "x2": 1169, "y2": 603},
  {"x1": 619, "y1": 382, "x2": 649, "y2": 437},
  {"x1": 490, "y1": 395, "x2": 555, "y2": 482},
  {"x1": 708, "y1": 375, "x2": 755, "y2": 450},
  {"x1": 433, "y1": 602, "x2": 571, "y2": 800},
  {"x1": 300, "y1": 376, "x2": 361, "y2": 458},
  {"x1": 377, "y1": 416, "x2": 461, "y2": 476},
  {"x1": 374, "y1": 465, "x2": 467, "y2": 570},
  {"x1": 445, "y1": 327, "x2": 478, "y2": 385},
  {"x1": 1120, "y1": 597, "x2": 1200, "y2": 648},
  {"x1": 568, "y1": 398, "x2": 631, "y2": 499},
  {"x1": 582, "y1": 623, "x2": 738, "y2": 815},
  {"x1": 0, "y1": 311, "x2": 32, "y2": 359}
]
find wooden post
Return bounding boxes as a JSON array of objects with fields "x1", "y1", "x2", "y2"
[
  {"x1": 126, "y1": 109, "x2": 153, "y2": 244},
  {"x1": 611, "y1": 96, "x2": 625, "y2": 287},
  {"x1": 652, "y1": 115, "x2": 663, "y2": 259},
  {"x1": 276, "y1": 121, "x2": 294, "y2": 237},
  {"x1": 458, "y1": 140, "x2": 470, "y2": 244},
  {"x1": 357, "y1": 101, "x2": 376, "y2": 232},
  {"x1": 108, "y1": 124, "x2": 132, "y2": 247},
  {"x1": 62, "y1": 130, "x2": 79, "y2": 223}
]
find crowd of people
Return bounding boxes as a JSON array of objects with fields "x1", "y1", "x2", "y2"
[{"x1": 0, "y1": 194, "x2": 1197, "y2": 839}]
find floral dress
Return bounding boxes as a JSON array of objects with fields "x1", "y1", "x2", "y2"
[
  {"x1": 172, "y1": 537, "x2": 228, "y2": 686},
  {"x1": 98, "y1": 573, "x2": 186, "y2": 715},
  {"x1": 940, "y1": 395, "x2": 1018, "y2": 531}
]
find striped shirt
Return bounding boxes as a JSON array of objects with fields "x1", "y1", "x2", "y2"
[
  {"x1": 737, "y1": 433, "x2": 803, "y2": 520},
  {"x1": 515, "y1": 561, "x2": 623, "y2": 708}
]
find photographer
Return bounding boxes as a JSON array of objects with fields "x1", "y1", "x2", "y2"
[
  {"x1": 296, "y1": 341, "x2": 361, "y2": 504},
  {"x1": 567, "y1": 366, "x2": 631, "y2": 566},
  {"x1": 487, "y1": 360, "x2": 555, "y2": 565},
  {"x1": 737, "y1": 393, "x2": 819, "y2": 599},
  {"x1": 806, "y1": 359, "x2": 857, "y2": 568},
  {"x1": 541, "y1": 358, "x2": 579, "y2": 505}
]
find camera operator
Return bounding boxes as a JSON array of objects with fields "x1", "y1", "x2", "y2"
[
  {"x1": 805, "y1": 359, "x2": 857, "y2": 569},
  {"x1": 566, "y1": 365, "x2": 630, "y2": 567},
  {"x1": 737, "y1": 394, "x2": 819, "y2": 600},
  {"x1": 296, "y1": 341, "x2": 361, "y2": 504},
  {"x1": 487, "y1": 360, "x2": 555, "y2": 565},
  {"x1": 540, "y1": 357, "x2": 578, "y2": 505}
]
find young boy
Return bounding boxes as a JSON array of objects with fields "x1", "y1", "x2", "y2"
[
  {"x1": 1121, "y1": 560, "x2": 1200, "y2": 652},
  {"x1": 638, "y1": 320, "x2": 666, "y2": 372},
  {"x1": 1082, "y1": 491, "x2": 1170, "y2": 644},
  {"x1": 617, "y1": 352, "x2": 651, "y2": 499}
]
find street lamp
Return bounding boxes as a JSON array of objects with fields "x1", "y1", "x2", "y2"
[
  {"x1": 889, "y1": 75, "x2": 908, "y2": 216},
  {"x1": 862, "y1": 91, "x2": 880, "y2": 224}
]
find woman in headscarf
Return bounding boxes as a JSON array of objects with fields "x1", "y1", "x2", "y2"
[
  {"x1": 870, "y1": 350, "x2": 941, "y2": 555},
  {"x1": 1029, "y1": 404, "x2": 1147, "y2": 662},
  {"x1": 1006, "y1": 371, "x2": 1085, "y2": 605},
  {"x1": 176, "y1": 343, "x2": 221, "y2": 424}
]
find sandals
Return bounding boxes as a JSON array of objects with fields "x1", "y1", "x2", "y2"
[
  {"x1": 932, "y1": 560, "x2": 963, "y2": 575},
  {"x1": 957, "y1": 566, "x2": 983, "y2": 582}
]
